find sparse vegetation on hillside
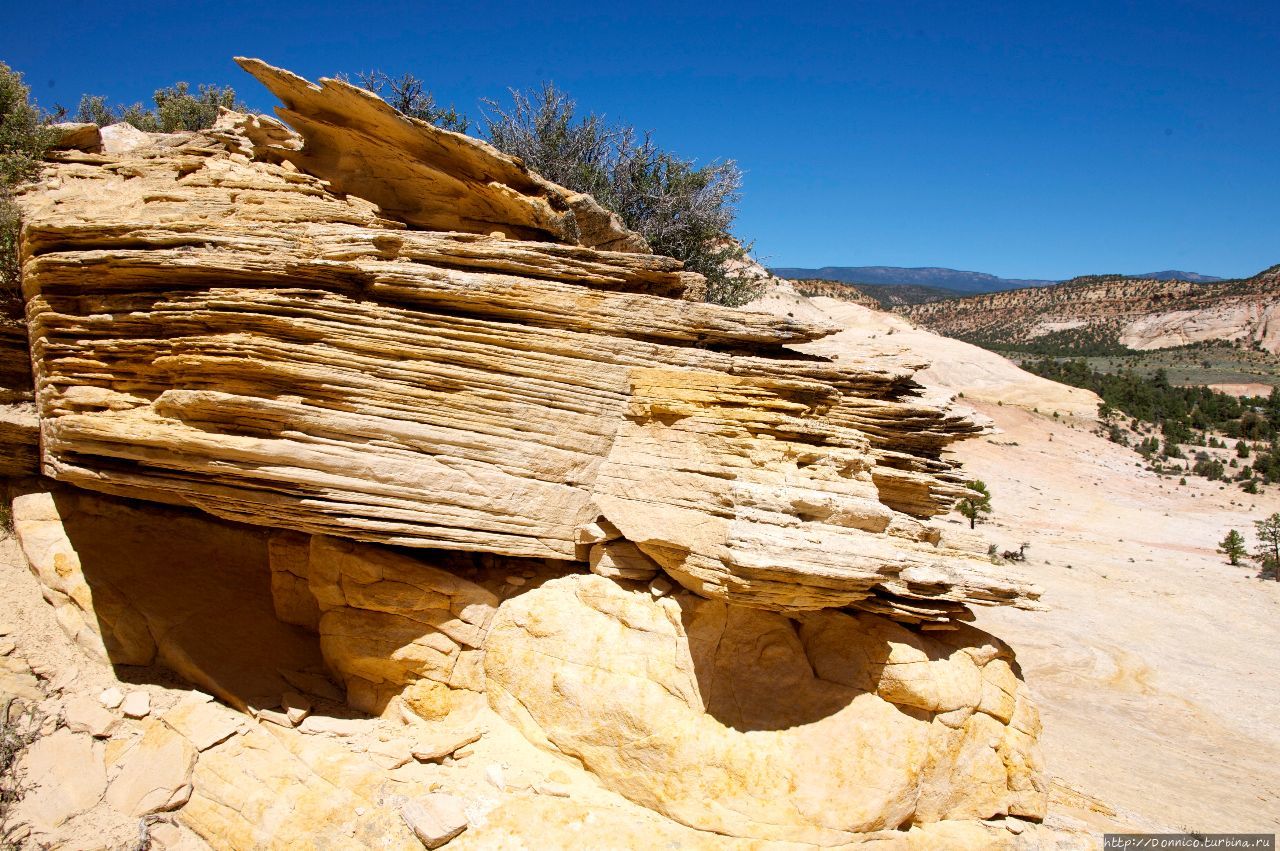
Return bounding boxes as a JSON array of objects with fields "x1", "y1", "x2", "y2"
[
  {"x1": 1031, "y1": 358, "x2": 1280, "y2": 489},
  {"x1": 900, "y1": 267, "x2": 1280, "y2": 360},
  {"x1": 1028, "y1": 342, "x2": 1280, "y2": 391},
  {"x1": 798, "y1": 280, "x2": 956, "y2": 308},
  {"x1": 787, "y1": 279, "x2": 881, "y2": 308}
]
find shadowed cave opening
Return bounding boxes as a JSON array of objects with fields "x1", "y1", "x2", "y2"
[
  {"x1": 43, "y1": 486, "x2": 583, "y2": 720},
  {"x1": 49, "y1": 488, "x2": 336, "y2": 713}
]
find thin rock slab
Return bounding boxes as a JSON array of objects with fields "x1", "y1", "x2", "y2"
[
  {"x1": 105, "y1": 721, "x2": 197, "y2": 817},
  {"x1": 401, "y1": 794, "x2": 469, "y2": 849}
]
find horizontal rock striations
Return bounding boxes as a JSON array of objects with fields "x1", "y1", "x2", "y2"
[{"x1": 16, "y1": 60, "x2": 1038, "y2": 622}]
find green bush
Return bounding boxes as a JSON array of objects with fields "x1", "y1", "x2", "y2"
[
  {"x1": 1, "y1": 63, "x2": 57, "y2": 315},
  {"x1": 77, "y1": 82, "x2": 243, "y2": 132},
  {"x1": 480, "y1": 83, "x2": 761, "y2": 307}
]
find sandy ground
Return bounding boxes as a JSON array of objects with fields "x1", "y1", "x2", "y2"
[
  {"x1": 1209, "y1": 382, "x2": 1276, "y2": 398},
  {"x1": 955, "y1": 404, "x2": 1280, "y2": 833}
]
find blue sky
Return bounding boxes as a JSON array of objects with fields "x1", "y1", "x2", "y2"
[{"x1": 4, "y1": 0, "x2": 1277, "y2": 279}]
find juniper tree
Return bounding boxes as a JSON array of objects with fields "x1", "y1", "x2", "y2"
[
  {"x1": 1217, "y1": 529, "x2": 1246, "y2": 566},
  {"x1": 957, "y1": 481, "x2": 993, "y2": 529},
  {"x1": 1253, "y1": 513, "x2": 1280, "y2": 580}
]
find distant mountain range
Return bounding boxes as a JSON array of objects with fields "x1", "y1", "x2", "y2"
[
  {"x1": 769, "y1": 266, "x2": 1223, "y2": 295},
  {"x1": 897, "y1": 265, "x2": 1278, "y2": 357}
]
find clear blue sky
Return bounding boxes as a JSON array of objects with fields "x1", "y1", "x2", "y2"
[{"x1": 4, "y1": 0, "x2": 1277, "y2": 279}]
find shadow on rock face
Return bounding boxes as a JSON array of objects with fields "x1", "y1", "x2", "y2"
[
  {"x1": 681, "y1": 597, "x2": 884, "y2": 731},
  {"x1": 14, "y1": 486, "x2": 336, "y2": 714},
  {"x1": 10, "y1": 483, "x2": 591, "y2": 721}
]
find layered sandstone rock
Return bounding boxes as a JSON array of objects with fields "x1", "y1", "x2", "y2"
[{"x1": 15, "y1": 60, "x2": 1038, "y2": 621}]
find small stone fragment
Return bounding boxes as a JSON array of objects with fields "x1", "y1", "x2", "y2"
[
  {"x1": 0, "y1": 623, "x2": 15, "y2": 635},
  {"x1": 368, "y1": 737, "x2": 414, "y2": 769},
  {"x1": 121, "y1": 691, "x2": 151, "y2": 719},
  {"x1": 0, "y1": 640, "x2": 15, "y2": 656},
  {"x1": 649, "y1": 575, "x2": 675, "y2": 598},
  {"x1": 99, "y1": 687, "x2": 124, "y2": 709},
  {"x1": 504, "y1": 576, "x2": 526, "y2": 587},
  {"x1": 162, "y1": 695, "x2": 241, "y2": 751},
  {"x1": 535, "y1": 782, "x2": 571, "y2": 798},
  {"x1": 575, "y1": 518, "x2": 623, "y2": 546},
  {"x1": 401, "y1": 793, "x2": 469, "y2": 849},
  {"x1": 589, "y1": 540, "x2": 660, "y2": 581},
  {"x1": 63, "y1": 694, "x2": 120, "y2": 738},
  {"x1": 297, "y1": 715, "x2": 366, "y2": 737},
  {"x1": 49, "y1": 666, "x2": 79, "y2": 693},
  {"x1": 411, "y1": 728, "x2": 483, "y2": 762},
  {"x1": 282, "y1": 692, "x2": 312, "y2": 725},
  {"x1": 256, "y1": 708, "x2": 294, "y2": 728},
  {"x1": 485, "y1": 763, "x2": 505, "y2": 790}
]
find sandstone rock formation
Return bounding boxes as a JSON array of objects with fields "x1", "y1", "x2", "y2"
[
  {"x1": 0, "y1": 58, "x2": 1079, "y2": 848},
  {"x1": 15, "y1": 60, "x2": 1037, "y2": 622}
]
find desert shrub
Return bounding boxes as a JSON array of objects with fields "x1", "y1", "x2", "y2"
[
  {"x1": 481, "y1": 83, "x2": 760, "y2": 307},
  {"x1": 0, "y1": 697, "x2": 43, "y2": 849},
  {"x1": 1, "y1": 63, "x2": 57, "y2": 315},
  {"x1": 1192, "y1": 457, "x2": 1224, "y2": 481},
  {"x1": 77, "y1": 82, "x2": 243, "y2": 132},
  {"x1": 345, "y1": 70, "x2": 470, "y2": 132}
]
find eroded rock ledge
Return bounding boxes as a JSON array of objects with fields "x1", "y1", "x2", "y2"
[{"x1": 16, "y1": 60, "x2": 1037, "y2": 622}]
